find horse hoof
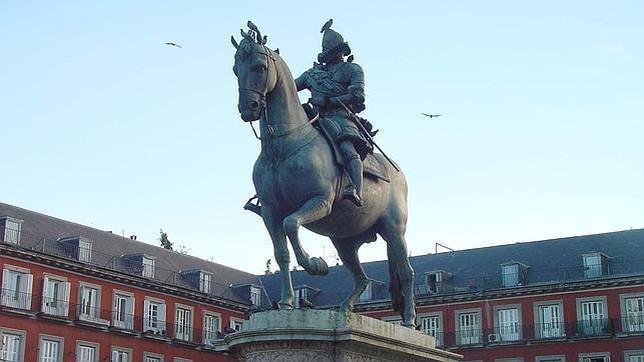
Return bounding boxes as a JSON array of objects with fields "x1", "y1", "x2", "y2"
[{"x1": 310, "y1": 257, "x2": 329, "y2": 276}]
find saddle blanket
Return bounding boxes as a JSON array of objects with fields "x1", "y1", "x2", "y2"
[{"x1": 363, "y1": 153, "x2": 390, "y2": 183}]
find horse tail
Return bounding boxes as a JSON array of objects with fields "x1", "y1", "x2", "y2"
[{"x1": 387, "y1": 251, "x2": 405, "y2": 317}]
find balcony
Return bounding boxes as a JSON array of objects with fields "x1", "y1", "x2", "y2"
[
  {"x1": 75, "y1": 304, "x2": 110, "y2": 327},
  {"x1": 0, "y1": 288, "x2": 32, "y2": 311}
]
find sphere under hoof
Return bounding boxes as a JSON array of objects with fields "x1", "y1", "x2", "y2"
[{"x1": 308, "y1": 257, "x2": 329, "y2": 276}]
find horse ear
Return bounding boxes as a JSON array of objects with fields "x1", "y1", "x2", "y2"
[
  {"x1": 274, "y1": 48, "x2": 280, "y2": 55},
  {"x1": 230, "y1": 35, "x2": 239, "y2": 49}
]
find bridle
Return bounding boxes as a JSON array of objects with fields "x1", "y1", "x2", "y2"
[{"x1": 238, "y1": 46, "x2": 317, "y2": 141}]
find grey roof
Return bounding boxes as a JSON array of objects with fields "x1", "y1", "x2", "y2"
[
  {"x1": 0, "y1": 202, "x2": 257, "y2": 304},
  {"x1": 259, "y1": 228, "x2": 644, "y2": 307}
]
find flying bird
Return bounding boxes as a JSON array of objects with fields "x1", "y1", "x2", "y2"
[
  {"x1": 165, "y1": 42, "x2": 182, "y2": 48},
  {"x1": 421, "y1": 113, "x2": 442, "y2": 118}
]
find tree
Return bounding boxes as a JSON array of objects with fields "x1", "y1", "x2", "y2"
[{"x1": 159, "y1": 229, "x2": 173, "y2": 250}]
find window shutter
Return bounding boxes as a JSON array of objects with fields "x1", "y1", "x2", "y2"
[
  {"x1": 62, "y1": 282, "x2": 71, "y2": 317},
  {"x1": 41, "y1": 275, "x2": 50, "y2": 312},
  {"x1": 143, "y1": 299, "x2": 151, "y2": 331},
  {"x1": 158, "y1": 303, "x2": 166, "y2": 333},
  {"x1": 1, "y1": 268, "x2": 9, "y2": 288},
  {"x1": 112, "y1": 350, "x2": 119, "y2": 362},
  {"x1": 23, "y1": 273, "x2": 33, "y2": 309}
]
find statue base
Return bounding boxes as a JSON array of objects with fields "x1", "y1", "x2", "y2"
[{"x1": 224, "y1": 309, "x2": 462, "y2": 362}]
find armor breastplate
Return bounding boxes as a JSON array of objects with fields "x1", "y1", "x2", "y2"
[{"x1": 306, "y1": 64, "x2": 350, "y2": 98}]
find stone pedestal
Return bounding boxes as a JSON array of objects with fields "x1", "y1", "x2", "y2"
[{"x1": 224, "y1": 309, "x2": 462, "y2": 362}]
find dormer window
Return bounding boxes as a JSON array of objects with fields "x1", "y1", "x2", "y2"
[
  {"x1": 199, "y1": 272, "x2": 212, "y2": 294},
  {"x1": 358, "y1": 281, "x2": 373, "y2": 302},
  {"x1": 58, "y1": 236, "x2": 93, "y2": 263},
  {"x1": 425, "y1": 271, "x2": 452, "y2": 294},
  {"x1": 0, "y1": 216, "x2": 22, "y2": 245},
  {"x1": 583, "y1": 252, "x2": 609, "y2": 278},
  {"x1": 501, "y1": 262, "x2": 527, "y2": 287},
  {"x1": 293, "y1": 286, "x2": 319, "y2": 308},
  {"x1": 142, "y1": 256, "x2": 155, "y2": 278},
  {"x1": 250, "y1": 286, "x2": 262, "y2": 305}
]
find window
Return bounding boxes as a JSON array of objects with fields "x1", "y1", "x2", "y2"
[
  {"x1": 199, "y1": 272, "x2": 211, "y2": 294},
  {"x1": 536, "y1": 356, "x2": 565, "y2": 362},
  {"x1": 76, "y1": 342, "x2": 98, "y2": 362},
  {"x1": 0, "y1": 329, "x2": 24, "y2": 362},
  {"x1": 625, "y1": 350, "x2": 644, "y2": 362},
  {"x1": 203, "y1": 313, "x2": 221, "y2": 345},
  {"x1": 112, "y1": 292, "x2": 134, "y2": 330},
  {"x1": 456, "y1": 309, "x2": 481, "y2": 345},
  {"x1": 1, "y1": 267, "x2": 33, "y2": 310},
  {"x1": 144, "y1": 353, "x2": 162, "y2": 362},
  {"x1": 143, "y1": 298, "x2": 166, "y2": 333},
  {"x1": 250, "y1": 286, "x2": 262, "y2": 305},
  {"x1": 536, "y1": 303, "x2": 563, "y2": 338},
  {"x1": 579, "y1": 299, "x2": 608, "y2": 336},
  {"x1": 175, "y1": 306, "x2": 193, "y2": 341},
  {"x1": 78, "y1": 239, "x2": 92, "y2": 263},
  {"x1": 142, "y1": 257, "x2": 155, "y2": 278},
  {"x1": 579, "y1": 353, "x2": 610, "y2": 362},
  {"x1": 418, "y1": 314, "x2": 442, "y2": 346},
  {"x1": 79, "y1": 285, "x2": 100, "y2": 320},
  {"x1": 41, "y1": 276, "x2": 70, "y2": 317},
  {"x1": 39, "y1": 336, "x2": 62, "y2": 362},
  {"x1": 496, "y1": 307, "x2": 520, "y2": 341},
  {"x1": 427, "y1": 272, "x2": 443, "y2": 293},
  {"x1": 111, "y1": 348, "x2": 130, "y2": 362},
  {"x1": 230, "y1": 318, "x2": 244, "y2": 331},
  {"x1": 294, "y1": 288, "x2": 309, "y2": 308},
  {"x1": 502, "y1": 264, "x2": 519, "y2": 287},
  {"x1": 382, "y1": 316, "x2": 403, "y2": 325},
  {"x1": 622, "y1": 295, "x2": 644, "y2": 333},
  {"x1": 0, "y1": 217, "x2": 22, "y2": 245},
  {"x1": 583, "y1": 253, "x2": 608, "y2": 278},
  {"x1": 358, "y1": 281, "x2": 372, "y2": 302}
]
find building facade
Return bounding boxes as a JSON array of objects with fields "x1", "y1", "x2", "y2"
[
  {"x1": 261, "y1": 229, "x2": 644, "y2": 362},
  {"x1": 0, "y1": 203, "x2": 262, "y2": 362}
]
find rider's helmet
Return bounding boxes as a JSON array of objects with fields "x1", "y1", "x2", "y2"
[{"x1": 317, "y1": 19, "x2": 351, "y2": 64}]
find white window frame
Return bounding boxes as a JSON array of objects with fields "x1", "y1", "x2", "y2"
[
  {"x1": 203, "y1": 311, "x2": 222, "y2": 345},
  {"x1": 199, "y1": 272, "x2": 212, "y2": 294},
  {"x1": 455, "y1": 308, "x2": 481, "y2": 345},
  {"x1": 143, "y1": 352, "x2": 164, "y2": 362},
  {"x1": 76, "y1": 341, "x2": 99, "y2": 362},
  {"x1": 294, "y1": 288, "x2": 309, "y2": 308},
  {"x1": 536, "y1": 356, "x2": 566, "y2": 362},
  {"x1": 174, "y1": 304, "x2": 193, "y2": 342},
  {"x1": 41, "y1": 274, "x2": 71, "y2": 317},
  {"x1": 78, "y1": 282, "x2": 102, "y2": 321},
  {"x1": 620, "y1": 292, "x2": 644, "y2": 333},
  {"x1": 576, "y1": 296, "x2": 608, "y2": 336},
  {"x1": 143, "y1": 297, "x2": 166, "y2": 334},
  {"x1": 142, "y1": 256, "x2": 155, "y2": 278},
  {"x1": 78, "y1": 239, "x2": 92, "y2": 263},
  {"x1": 582, "y1": 253, "x2": 607, "y2": 278},
  {"x1": 230, "y1": 317, "x2": 244, "y2": 331},
  {"x1": 38, "y1": 334, "x2": 64, "y2": 362},
  {"x1": 501, "y1": 264, "x2": 520, "y2": 287},
  {"x1": 578, "y1": 352, "x2": 610, "y2": 362},
  {"x1": 534, "y1": 300, "x2": 564, "y2": 339},
  {"x1": 1, "y1": 217, "x2": 22, "y2": 245},
  {"x1": 250, "y1": 286, "x2": 262, "y2": 306},
  {"x1": 493, "y1": 304, "x2": 522, "y2": 342},
  {"x1": 112, "y1": 290, "x2": 135, "y2": 330},
  {"x1": 624, "y1": 350, "x2": 644, "y2": 362},
  {"x1": 110, "y1": 346, "x2": 132, "y2": 362},
  {"x1": 417, "y1": 312, "x2": 442, "y2": 346},
  {"x1": 1, "y1": 265, "x2": 33, "y2": 310},
  {"x1": 0, "y1": 327, "x2": 26, "y2": 362}
]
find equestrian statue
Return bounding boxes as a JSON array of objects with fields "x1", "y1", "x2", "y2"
[{"x1": 231, "y1": 20, "x2": 416, "y2": 327}]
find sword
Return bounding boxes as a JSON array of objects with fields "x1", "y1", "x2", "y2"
[{"x1": 337, "y1": 100, "x2": 400, "y2": 172}]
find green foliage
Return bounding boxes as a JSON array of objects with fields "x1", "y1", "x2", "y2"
[{"x1": 159, "y1": 229, "x2": 173, "y2": 250}]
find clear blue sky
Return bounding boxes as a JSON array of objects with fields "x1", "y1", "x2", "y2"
[{"x1": 1, "y1": 1, "x2": 643, "y2": 274}]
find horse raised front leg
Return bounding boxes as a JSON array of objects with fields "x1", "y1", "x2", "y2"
[
  {"x1": 331, "y1": 237, "x2": 368, "y2": 312},
  {"x1": 262, "y1": 206, "x2": 294, "y2": 309},
  {"x1": 283, "y1": 196, "x2": 332, "y2": 276}
]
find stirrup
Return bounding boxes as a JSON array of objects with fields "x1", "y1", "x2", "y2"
[
  {"x1": 243, "y1": 195, "x2": 262, "y2": 216},
  {"x1": 342, "y1": 185, "x2": 363, "y2": 207}
]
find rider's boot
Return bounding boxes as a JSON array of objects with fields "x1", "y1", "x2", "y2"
[{"x1": 342, "y1": 157, "x2": 363, "y2": 207}]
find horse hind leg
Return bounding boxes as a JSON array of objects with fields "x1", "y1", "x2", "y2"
[
  {"x1": 283, "y1": 196, "x2": 333, "y2": 276},
  {"x1": 379, "y1": 218, "x2": 416, "y2": 327},
  {"x1": 331, "y1": 237, "x2": 369, "y2": 312}
]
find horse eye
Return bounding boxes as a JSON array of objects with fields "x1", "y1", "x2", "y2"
[{"x1": 252, "y1": 64, "x2": 266, "y2": 73}]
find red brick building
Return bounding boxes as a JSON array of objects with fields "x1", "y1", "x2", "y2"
[
  {"x1": 261, "y1": 229, "x2": 644, "y2": 362},
  {"x1": 0, "y1": 203, "x2": 262, "y2": 362}
]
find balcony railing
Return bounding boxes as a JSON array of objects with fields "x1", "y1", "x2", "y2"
[{"x1": 0, "y1": 288, "x2": 32, "y2": 310}]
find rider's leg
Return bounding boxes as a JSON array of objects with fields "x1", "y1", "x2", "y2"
[{"x1": 340, "y1": 141, "x2": 363, "y2": 206}]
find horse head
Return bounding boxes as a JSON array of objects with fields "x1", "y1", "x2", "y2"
[{"x1": 231, "y1": 22, "x2": 279, "y2": 122}]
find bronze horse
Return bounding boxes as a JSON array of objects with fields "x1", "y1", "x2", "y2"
[{"x1": 231, "y1": 23, "x2": 416, "y2": 327}]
